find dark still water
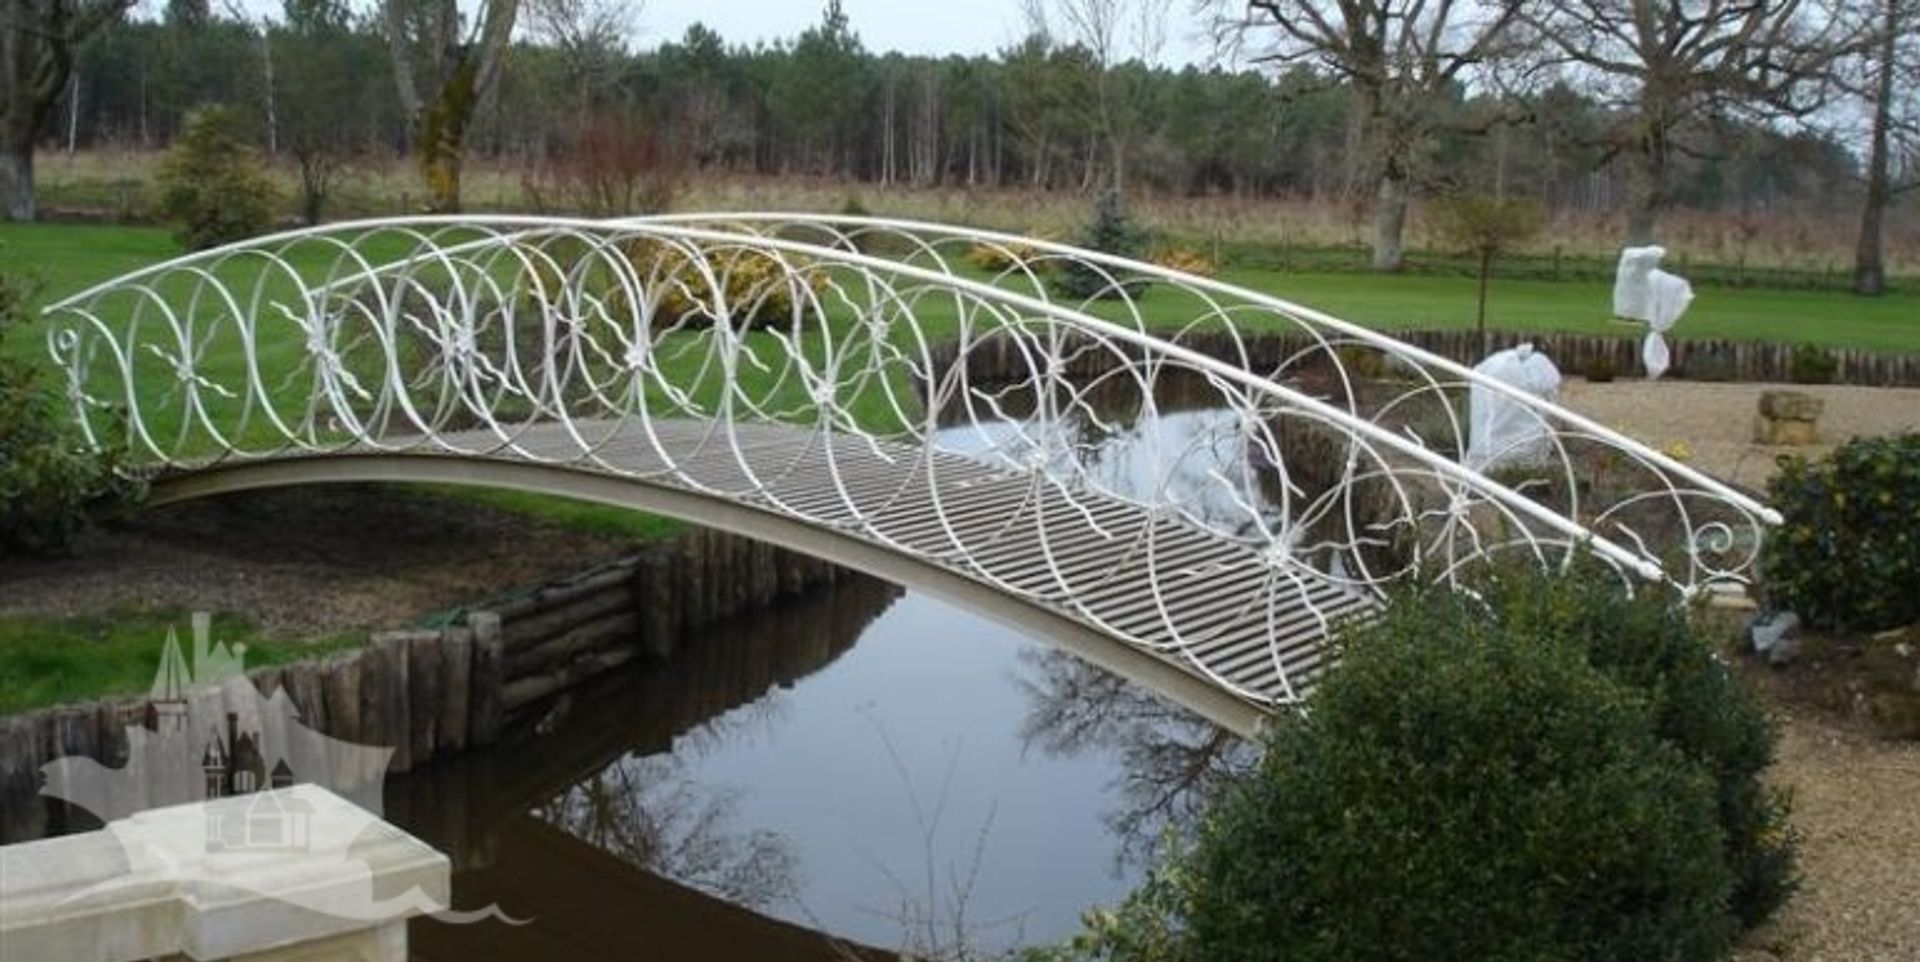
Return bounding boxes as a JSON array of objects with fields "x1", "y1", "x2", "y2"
[{"x1": 390, "y1": 576, "x2": 1249, "y2": 961}]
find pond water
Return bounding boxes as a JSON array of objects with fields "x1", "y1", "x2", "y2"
[
  {"x1": 391, "y1": 378, "x2": 1273, "y2": 959},
  {"x1": 392, "y1": 577, "x2": 1247, "y2": 960}
]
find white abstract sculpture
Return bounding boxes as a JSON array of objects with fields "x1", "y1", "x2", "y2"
[
  {"x1": 1467, "y1": 343, "x2": 1562, "y2": 471},
  {"x1": 1613, "y1": 245, "x2": 1694, "y2": 379}
]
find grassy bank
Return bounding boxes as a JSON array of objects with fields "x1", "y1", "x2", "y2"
[
  {"x1": 0, "y1": 610, "x2": 362, "y2": 714},
  {"x1": 409, "y1": 485, "x2": 686, "y2": 542}
]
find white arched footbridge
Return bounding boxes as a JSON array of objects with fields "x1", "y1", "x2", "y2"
[{"x1": 45, "y1": 215, "x2": 1778, "y2": 734}]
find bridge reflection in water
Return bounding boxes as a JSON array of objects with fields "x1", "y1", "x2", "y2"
[
  {"x1": 386, "y1": 566, "x2": 1246, "y2": 959},
  {"x1": 389, "y1": 576, "x2": 907, "y2": 961}
]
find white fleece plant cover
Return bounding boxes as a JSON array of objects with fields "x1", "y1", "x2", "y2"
[
  {"x1": 1467, "y1": 343, "x2": 1562, "y2": 471},
  {"x1": 1613, "y1": 245, "x2": 1694, "y2": 379}
]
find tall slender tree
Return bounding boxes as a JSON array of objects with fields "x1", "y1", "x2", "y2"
[
  {"x1": 1210, "y1": 0, "x2": 1527, "y2": 271},
  {"x1": 1, "y1": 0, "x2": 134, "y2": 220},
  {"x1": 1046, "y1": 0, "x2": 1170, "y2": 195},
  {"x1": 382, "y1": 0, "x2": 520, "y2": 212},
  {"x1": 1524, "y1": 0, "x2": 1854, "y2": 245},
  {"x1": 773, "y1": 1, "x2": 867, "y2": 176},
  {"x1": 1845, "y1": 0, "x2": 1918, "y2": 295}
]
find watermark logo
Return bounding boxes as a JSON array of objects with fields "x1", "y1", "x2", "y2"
[{"x1": 35, "y1": 613, "x2": 522, "y2": 927}]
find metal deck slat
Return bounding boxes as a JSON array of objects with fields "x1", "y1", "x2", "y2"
[{"x1": 255, "y1": 417, "x2": 1378, "y2": 714}]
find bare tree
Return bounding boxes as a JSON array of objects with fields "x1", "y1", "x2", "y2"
[
  {"x1": 1045, "y1": 0, "x2": 1172, "y2": 195},
  {"x1": 1210, "y1": 0, "x2": 1527, "y2": 271},
  {"x1": 1018, "y1": 649, "x2": 1256, "y2": 867},
  {"x1": 1843, "y1": 0, "x2": 1919, "y2": 295},
  {"x1": 1, "y1": 0, "x2": 134, "y2": 220},
  {"x1": 382, "y1": 0, "x2": 522, "y2": 212},
  {"x1": 1523, "y1": 0, "x2": 1855, "y2": 246},
  {"x1": 520, "y1": 109, "x2": 681, "y2": 216},
  {"x1": 277, "y1": 0, "x2": 361, "y2": 225},
  {"x1": 524, "y1": 0, "x2": 639, "y2": 120},
  {"x1": 221, "y1": 0, "x2": 278, "y2": 155}
]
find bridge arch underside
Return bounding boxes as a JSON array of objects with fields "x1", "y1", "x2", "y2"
[{"x1": 149, "y1": 454, "x2": 1278, "y2": 738}]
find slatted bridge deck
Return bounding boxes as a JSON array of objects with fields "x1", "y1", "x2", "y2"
[{"x1": 152, "y1": 420, "x2": 1380, "y2": 730}]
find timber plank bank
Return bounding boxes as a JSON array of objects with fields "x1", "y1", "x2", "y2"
[{"x1": 0, "y1": 527, "x2": 850, "y2": 843}]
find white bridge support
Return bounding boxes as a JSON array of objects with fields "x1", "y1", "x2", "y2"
[
  {"x1": 44, "y1": 215, "x2": 1778, "y2": 726},
  {"x1": 0, "y1": 786, "x2": 447, "y2": 962}
]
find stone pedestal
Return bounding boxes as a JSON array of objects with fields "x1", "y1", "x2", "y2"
[
  {"x1": 0, "y1": 786, "x2": 448, "y2": 962},
  {"x1": 1753, "y1": 390, "x2": 1823, "y2": 445}
]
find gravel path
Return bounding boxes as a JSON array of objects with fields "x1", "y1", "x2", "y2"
[
  {"x1": 1565, "y1": 378, "x2": 1920, "y2": 960},
  {"x1": 1560, "y1": 379, "x2": 1920, "y2": 493},
  {"x1": 1732, "y1": 710, "x2": 1920, "y2": 961}
]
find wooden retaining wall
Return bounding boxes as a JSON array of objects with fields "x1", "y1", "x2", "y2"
[
  {"x1": 0, "y1": 528, "x2": 849, "y2": 844},
  {"x1": 927, "y1": 329, "x2": 1920, "y2": 387},
  {"x1": 1389, "y1": 330, "x2": 1920, "y2": 386}
]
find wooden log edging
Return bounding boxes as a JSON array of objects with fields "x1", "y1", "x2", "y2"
[
  {"x1": 1390, "y1": 330, "x2": 1920, "y2": 387},
  {"x1": 926, "y1": 329, "x2": 1920, "y2": 388},
  {"x1": 0, "y1": 529, "x2": 849, "y2": 843}
]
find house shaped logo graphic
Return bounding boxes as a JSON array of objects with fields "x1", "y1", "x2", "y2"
[
  {"x1": 40, "y1": 613, "x2": 392, "y2": 834},
  {"x1": 31, "y1": 614, "x2": 525, "y2": 928}
]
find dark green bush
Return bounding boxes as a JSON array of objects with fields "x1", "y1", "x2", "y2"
[
  {"x1": 0, "y1": 276, "x2": 143, "y2": 556},
  {"x1": 156, "y1": 107, "x2": 279, "y2": 250},
  {"x1": 1471, "y1": 567, "x2": 1798, "y2": 927},
  {"x1": 1787, "y1": 344, "x2": 1838, "y2": 385},
  {"x1": 1763, "y1": 433, "x2": 1920, "y2": 632},
  {"x1": 1183, "y1": 568, "x2": 1784, "y2": 962},
  {"x1": 1584, "y1": 353, "x2": 1617, "y2": 383},
  {"x1": 1026, "y1": 849, "x2": 1191, "y2": 962},
  {"x1": 1053, "y1": 189, "x2": 1150, "y2": 301}
]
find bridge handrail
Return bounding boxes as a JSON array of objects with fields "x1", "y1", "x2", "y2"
[
  {"x1": 42, "y1": 215, "x2": 1773, "y2": 606},
  {"x1": 40, "y1": 214, "x2": 1772, "y2": 531},
  {"x1": 635, "y1": 213, "x2": 1780, "y2": 526}
]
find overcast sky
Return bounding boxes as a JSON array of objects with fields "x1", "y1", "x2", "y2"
[
  {"x1": 631, "y1": 0, "x2": 1221, "y2": 66},
  {"x1": 200, "y1": 0, "x2": 1230, "y2": 67}
]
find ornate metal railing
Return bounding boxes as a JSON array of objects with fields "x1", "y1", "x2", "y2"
[{"x1": 45, "y1": 215, "x2": 1775, "y2": 620}]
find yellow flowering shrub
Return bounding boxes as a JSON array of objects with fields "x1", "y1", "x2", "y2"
[
  {"x1": 1150, "y1": 246, "x2": 1217, "y2": 278},
  {"x1": 611, "y1": 240, "x2": 827, "y2": 330}
]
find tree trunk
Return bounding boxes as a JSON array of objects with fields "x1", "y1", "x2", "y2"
[
  {"x1": 418, "y1": 134, "x2": 464, "y2": 213},
  {"x1": 1, "y1": 142, "x2": 33, "y2": 222},
  {"x1": 1852, "y1": 0, "x2": 1898, "y2": 297},
  {"x1": 1624, "y1": 134, "x2": 1666, "y2": 246},
  {"x1": 1476, "y1": 249, "x2": 1492, "y2": 353},
  {"x1": 1370, "y1": 168, "x2": 1408, "y2": 272},
  {"x1": 415, "y1": 60, "x2": 478, "y2": 214},
  {"x1": 297, "y1": 156, "x2": 325, "y2": 225}
]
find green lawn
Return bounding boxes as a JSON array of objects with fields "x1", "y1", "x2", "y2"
[
  {"x1": 0, "y1": 223, "x2": 179, "y2": 299},
  {"x1": 7, "y1": 222, "x2": 1915, "y2": 352},
  {"x1": 0, "y1": 610, "x2": 362, "y2": 714},
  {"x1": 407, "y1": 484, "x2": 686, "y2": 541},
  {"x1": 1231, "y1": 269, "x2": 1920, "y2": 352}
]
